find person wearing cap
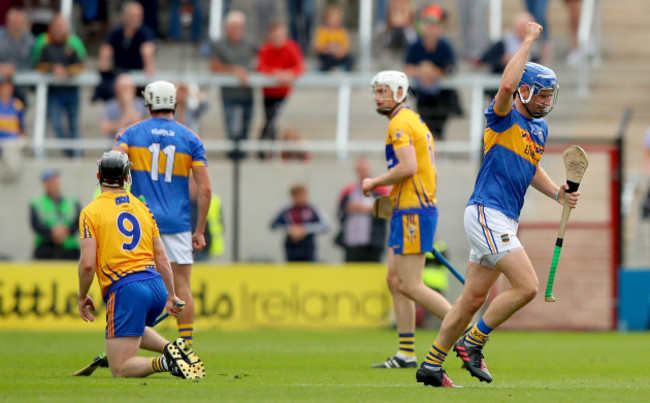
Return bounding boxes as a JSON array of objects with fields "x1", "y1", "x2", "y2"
[
  {"x1": 30, "y1": 168, "x2": 81, "y2": 260},
  {"x1": 403, "y1": 3, "x2": 461, "y2": 141}
]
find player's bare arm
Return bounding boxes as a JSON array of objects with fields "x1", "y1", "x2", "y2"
[
  {"x1": 494, "y1": 22, "x2": 542, "y2": 114},
  {"x1": 77, "y1": 238, "x2": 98, "y2": 322},
  {"x1": 191, "y1": 166, "x2": 212, "y2": 252},
  {"x1": 531, "y1": 166, "x2": 580, "y2": 208},
  {"x1": 152, "y1": 237, "x2": 183, "y2": 317},
  {"x1": 362, "y1": 146, "x2": 417, "y2": 196}
]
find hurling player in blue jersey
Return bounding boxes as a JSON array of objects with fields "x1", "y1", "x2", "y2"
[
  {"x1": 416, "y1": 22, "x2": 580, "y2": 388},
  {"x1": 114, "y1": 80, "x2": 212, "y2": 346}
]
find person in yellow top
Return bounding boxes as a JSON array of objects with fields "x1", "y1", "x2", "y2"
[
  {"x1": 77, "y1": 151, "x2": 204, "y2": 379},
  {"x1": 314, "y1": 5, "x2": 353, "y2": 72},
  {"x1": 363, "y1": 70, "x2": 452, "y2": 368}
]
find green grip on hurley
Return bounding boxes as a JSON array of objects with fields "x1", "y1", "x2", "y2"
[{"x1": 545, "y1": 243, "x2": 563, "y2": 301}]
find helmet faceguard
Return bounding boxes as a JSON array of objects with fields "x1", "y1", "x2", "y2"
[
  {"x1": 370, "y1": 70, "x2": 409, "y2": 115},
  {"x1": 97, "y1": 151, "x2": 132, "y2": 188},
  {"x1": 517, "y1": 62, "x2": 559, "y2": 118},
  {"x1": 142, "y1": 80, "x2": 177, "y2": 112}
]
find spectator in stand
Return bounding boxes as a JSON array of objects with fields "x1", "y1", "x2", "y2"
[
  {"x1": 96, "y1": 2, "x2": 155, "y2": 100},
  {"x1": 334, "y1": 157, "x2": 389, "y2": 262},
  {"x1": 0, "y1": 74, "x2": 24, "y2": 159},
  {"x1": 30, "y1": 168, "x2": 81, "y2": 260},
  {"x1": 33, "y1": 14, "x2": 86, "y2": 158},
  {"x1": 403, "y1": 4, "x2": 461, "y2": 140},
  {"x1": 280, "y1": 127, "x2": 311, "y2": 163},
  {"x1": 169, "y1": 0, "x2": 203, "y2": 42},
  {"x1": 271, "y1": 183, "x2": 329, "y2": 262},
  {"x1": 0, "y1": 7, "x2": 34, "y2": 107},
  {"x1": 480, "y1": 12, "x2": 541, "y2": 99},
  {"x1": 174, "y1": 82, "x2": 209, "y2": 134},
  {"x1": 382, "y1": 0, "x2": 417, "y2": 59},
  {"x1": 0, "y1": 1, "x2": 24, "y2": 26},
  {"x1": 256, "y1": 22, "x2": 304, "y2": 160},
  {"x1": 100, "y1": 73, "x2": 146, "y2": 139},
  {"x1": 209, "y1": 10, "x2": 256, "y2": 160},
  {"x1": 314, "y1": 4, "x2": 354, "y2": 72},
  {"x1": 286, "y1": 0, "x2": 315, "y2": 55}
]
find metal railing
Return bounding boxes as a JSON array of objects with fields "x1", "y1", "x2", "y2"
[{"x1": 13, "y1": 70, "x2": 501, "y2": 162}]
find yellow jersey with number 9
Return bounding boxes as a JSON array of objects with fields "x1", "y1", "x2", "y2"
[
  {"x1": 79, "y1": 190, "x2": 160, "y2": 298},
  {"x1": 385, "y1": 106, "x2": 437, "y2": 213}
]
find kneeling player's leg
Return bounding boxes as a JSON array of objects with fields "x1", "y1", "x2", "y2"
[
  {"x1": 140, "y1": 326, "x2": 170, "y2": 353},
  {"x1": 107, "y1": 336, "x2": 158, "y2": 378}
]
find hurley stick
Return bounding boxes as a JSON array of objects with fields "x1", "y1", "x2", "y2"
[{"x1": 544, "y1": 146, "x2": 589, "y2": 302}]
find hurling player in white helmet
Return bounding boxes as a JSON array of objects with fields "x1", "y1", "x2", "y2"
[
  {"x1": 363, "y1": 70, "x2": 453, "y2": 369},
  {"x1": 417, "y1": 22, "x2": 580, "y2": 388},
  {"x1": 114, "y1": 80, "x2": 212, "y2": 347}
]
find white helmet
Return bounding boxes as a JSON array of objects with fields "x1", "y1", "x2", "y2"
[
  {"x1": 371, "y1": 70, "x2": 409, "y2": 103},
  {"x1": 142, "y1": 80, "x2": 176, "y2": 111}
]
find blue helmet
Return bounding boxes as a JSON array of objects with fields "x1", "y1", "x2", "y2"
[{"x1": 517, "y1": 62, "x2": 559, "y2": 118}]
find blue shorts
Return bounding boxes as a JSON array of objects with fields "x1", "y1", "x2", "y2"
[
  {"x1": 105, "y1": 276, "x2": 167, "y2": 339},
  {"x1": 388, "y1": 212, "x2": 437, "y2": 255}
]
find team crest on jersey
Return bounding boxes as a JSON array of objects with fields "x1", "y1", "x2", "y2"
[
  {"x1": 394, "y1": 129, "x2": 403, "y2": 139},
  {"x1": 501, "y1": 234, "x2": 510, "y2": 244}
]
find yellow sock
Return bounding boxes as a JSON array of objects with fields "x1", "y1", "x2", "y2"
[
  {"x1": 150, "y1": 355, "x2": 168, "y2": 372},
  {"x1": 179, "y1": 324, "x2": 194, "y2": 345},
  {"x1": 398, "y1": 333, "x2": 415, "y2": 357},
  {"x1": 423, "y1": 341, "x2": 448, "y2": 369}
]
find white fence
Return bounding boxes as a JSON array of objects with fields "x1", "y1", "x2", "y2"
[{"x1": 14, "y1": 70, "x2": 501, "y2": 162}]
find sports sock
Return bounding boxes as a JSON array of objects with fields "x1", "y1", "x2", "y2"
[
  {"x1": 422, "y1": 341, "x2": 448, "y2": 369},
  {"x1": 179, "y1": 324, "x2": 194, "y2": 345},
  {"x1": 398, "y1": 332, "x2": 415, "y2": 358},
  {"x1": 464, "y1": 318, "x2": 493, "y2": 347},
  {"x1": 150, "y1": 355, "x2": 169, "y2": 372}
]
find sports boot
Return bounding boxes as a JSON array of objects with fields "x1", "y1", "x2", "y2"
[
  {"x1": 371, "y1": 355, "x2": 417, "y2": 368},
  {"x1": 416, "y1": 364, "x2": 461, "y2": 388},
  {"x1": 453, "y1": 338, "x2": 492, "y2": 383}
]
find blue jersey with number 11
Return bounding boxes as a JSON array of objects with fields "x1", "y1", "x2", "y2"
[
  {"x1": 115, "y1": 117, "x2": 207, "y2": 234},
  {"x1": 80, "y1": 190, "x2": 160, "y2": 298}
]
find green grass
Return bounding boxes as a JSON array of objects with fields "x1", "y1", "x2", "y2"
[{"x1": 1, "y1": 329, "x2": 649, "y2": 402}]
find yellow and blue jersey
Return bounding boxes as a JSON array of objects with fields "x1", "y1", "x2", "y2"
[
  {"x1": 385, "y1": 106, "x2": 438, "y2": 215},
  {"x1": 115, "y1": 117, "x2": 207, "y2": 234},
  {"x1": 468, "y1": 100, "x2": 548, "y2": 220},
  {"x1": 79, "y1": 190, "x2": 160, "y2": 299},
  {"x1": 0, "y1": 98, "x2": 24, "y2": 139}
]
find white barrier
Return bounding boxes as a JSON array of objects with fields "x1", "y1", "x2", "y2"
[{"x1": 13, "y1": 70, "x2": 501, "y2": 162}]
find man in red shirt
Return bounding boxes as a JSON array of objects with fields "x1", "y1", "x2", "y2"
[{"x1": 256, "y1": 22, "x2": 304, "y2": 160}]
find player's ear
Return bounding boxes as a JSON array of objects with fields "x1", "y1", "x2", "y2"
[{"x1": 96, "y1": 172, "x2": 101, "y2": 181}]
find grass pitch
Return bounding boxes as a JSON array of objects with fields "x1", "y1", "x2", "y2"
[{"x1": 1, "y1": 329, "x2": 649, "y2": 402}]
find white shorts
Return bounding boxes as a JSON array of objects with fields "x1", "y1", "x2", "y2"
[
  {"x1": 160, "y1": 232, "x2": 193, "y2": 265},
  {"x1": 464, "y1": 204, "x2": 522, "y2": 268}
]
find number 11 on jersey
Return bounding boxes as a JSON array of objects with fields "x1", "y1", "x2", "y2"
[{"x1": 148, "y1": 143, "x2": 176, "y2": 183}]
